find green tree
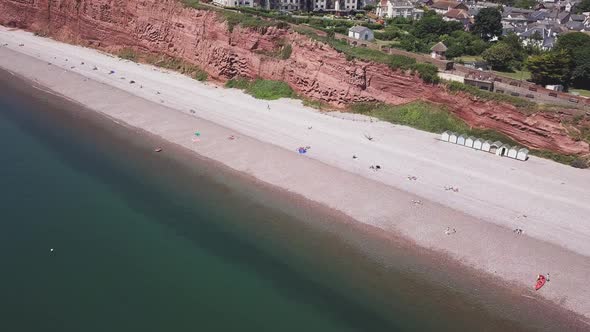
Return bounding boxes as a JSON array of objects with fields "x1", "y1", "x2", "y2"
[
  {"x1": 442, "y1": 31, "x2": 489, "y2": 58},
  {"x1": 556, "y1": 33, "x2": 590, "y2": 88},
  {"x1": 513, "y1": 0, "x2": 537, "y2": 9},
  {"x1": 555, "y1": 32, "x2": 590, "y2": 52},
  {"x1": 414, "y1": 15, "x2": 463, "y2": 43},
  {"x1": 473, "y1": 8, "x2": 503, "y2": 41},
  {"x1": 574, "y1": 0, "x2": 590, "y2": 14},
  {"x1": 526, "y1": 50, "x2": 573, "y2": 87},
  {"x1": 482, "y1": 42, "x2": 515, "y2": 71},
  {"x1": 571, "y1": 46, "x2": 590, "y2": 88}
]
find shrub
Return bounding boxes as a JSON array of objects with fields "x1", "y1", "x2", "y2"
[
  {"x1": 413, "y1": 63, "x2": 440, "y2": 83},
  {"x1": 118, "y1": 48, "x2": 137, "y2": 61},
  {"x1": 226, "y1": 78, "x2": 295, "y2": 100},
  {"x1": 280, "y1": 44, "x2": 292, "y2": 60},
  {"x1": 571, "y1": 158, "x2": 589, "y2": 169},
  {"x1": 194, "y1": 69, "x2": 208, "y2": 81}
]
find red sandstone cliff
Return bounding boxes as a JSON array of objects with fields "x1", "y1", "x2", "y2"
[{"x1": 1, "y1": 0, "x2": 588, "y2": 155}]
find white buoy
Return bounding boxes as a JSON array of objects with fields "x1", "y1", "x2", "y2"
[{"x1": 50, "y1": 248, "x2": 54, "y2": 252}]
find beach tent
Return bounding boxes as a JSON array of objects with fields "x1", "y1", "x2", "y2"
[
  {"x1": 497, "y1": 144, "x2": 511, "y2": 156},
  {"x1": 457, "y1": 134, "x2": 467, "y2": 146},
  {"x1": 465, "y1": 136, "x2": 476, "y2": 148},
  {"x1": 441, "y1": 131, "x2": 451, "y2": 142},
  {"x1": 517, "y1": 148, "x2": 529, "y2": 161},
  {"x1": 508, "y1": 146, "x2": 519, "y2": 159},
  {"x1": 473, "y1": 138, "x2": 484, "y2": 150},
  {"x1": 481, "y1": 140, "x2": 493, "y2": 152},
  {"x1": 449, "y1": 132, "x2": 458, "y2": 144}
]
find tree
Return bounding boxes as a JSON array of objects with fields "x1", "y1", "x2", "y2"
[
  {"x1": 526, "y1": 50, "x2": 573, "y2": 87},
  {"x1": 571, "y1": 46, "x2": 590, "y2": 88},
  {"x1": 414, "y1": 15, "x2": 463, "y2": 43},
  {"x1": 574, "y1": 0, "x2": 590, "y2": 14},
  {"x1": 555, "y1": 32, "x2": 590, "y2": 53},
  {"x1": 556, "y1": 33, "x2": 590, "y2": 88},
  {"x1": 442, "y1": 31, "x2": 489, "y2": 58},
  {"x1": 513, "y1": 0, "x2": 537, "y2": 9},
  {"x1": 482, "y1": 42, "x2": 515, "y2": 71},
  {"x1": 472, "y1": 8, "x2": 503, "y2": 41}
]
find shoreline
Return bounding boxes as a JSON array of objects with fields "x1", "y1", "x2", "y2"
[
  {"x1": 1, "y1": 28, "x2": 590, "y2": 326},
  {"x1": 2, "y1": 64, "x2": 588, "y2": 332}
]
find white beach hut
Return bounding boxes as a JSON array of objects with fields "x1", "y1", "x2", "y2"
[
  {"x1": 473, "y1": 138, "x2": 484, "y2": 150},
  {"x1": 496, "y1": 144, "x2": 511, "y2": 156},
  {"x1": 481, "y1": 140, "x2": 493, "y2": 152},
  {"x1": 517, "y1": 148, "x2": 529, "y2": 161},
  {"x1": 489, "y1": 141, "x2": 503, "y2": 154},
  {"x1": 441, "y1": 131, "x2": 451, "y2": 142},
  {"x1": 457, "y1": 134, "x2": 467, "y2": 146},
  {"x1": 508, "y1": 146, "x2": 519, "y2": 159},
  {"x1": 465, "y1": 136, "x2": 476, "y2": 148},
  {"x1": 449, "y1": 132, "x2": 458, "y2": 144}
]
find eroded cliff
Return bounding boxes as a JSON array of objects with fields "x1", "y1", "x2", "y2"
[{"x1": 1, "y1": 0, "x2": 588, "y2": 154}]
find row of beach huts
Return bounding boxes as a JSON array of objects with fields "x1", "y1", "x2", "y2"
[{"x1": 441, "y1": 131, "x2": 529, "y2": 161}]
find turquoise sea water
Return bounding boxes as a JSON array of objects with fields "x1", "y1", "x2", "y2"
[{"x1": 0, "y1": 71, "x2": 584, "y2": 332}]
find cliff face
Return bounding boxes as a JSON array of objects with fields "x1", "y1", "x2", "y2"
[{"x1": 1, "y1": 0, "x2": 588, "y2": 154}]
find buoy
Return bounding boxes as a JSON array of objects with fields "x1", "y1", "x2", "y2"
[{"x1": 50, "y1": 248, "x2": 54, "y2": 252}]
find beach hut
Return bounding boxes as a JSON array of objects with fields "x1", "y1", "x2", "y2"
[
  {"x1": 517, "y1": 148, "x2": 529, "y2": 161},
  {"x1": 489, "y1": 141, "x2": 503, "y2": 154},
  {"x1": 481, "y1": 140, "x2": 493, "y2": 152},
  {"x1": 473, "y1": 138, "x2": 484, "y2": 150},
  {"x1": 449, "y1": 132, "x2": 458, "y2": 144},
  {"x1": 457, "y1": 134, "x2": 467, "y2": 146},
  {"x1": 496, "y1": 144, "x2": 511, "y2": 156},
  {"x1": 465, "y1": 136, "x2": 476, "y2": 148},
  {"x1": 508, "y1": 146, "x2": 519, "y2": 159},
  {"x1": 441, "y1": 131, "x2": 451, "y2": 142}
]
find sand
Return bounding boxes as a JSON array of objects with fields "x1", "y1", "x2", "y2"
[{"x1": 1, "y1": 27, "x2": 589, "y2": 323}]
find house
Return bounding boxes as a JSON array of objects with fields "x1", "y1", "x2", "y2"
[
  {"x1": 457, "y1": 134, "x2": 467, "y2": 145},
  {"x1": 449, "y1": 132, "x2": 459, "y2": 143},
  {"x1": 444, "y1": 9, "x2": 472, "y2": 28},
  {"x1": 517, "y1": 22, "x2": 563, "y2": 50},
  {"x1": 496, "y1": 144, "x2": 511, "y2": 156},
  {"x1": 517, "y1": 148, "x2": 529, "y2": 161},
  {"x1": 377, "y1": 0, "x2": 424, "y2": 19},
  {"x1": 473, "y1": 138, "x2": 484, "y2": 150},
  {"x1": 481, "y1": 140, "x2": 493, "y2": 152},
  {"x1": 507, "y1": 146, "x2": 519, "y2": 158},
  {"x1": 441, "y1": 131, "x2": 451, "y2": 141},
  {"x1": 430, "y1": 42, "x2": 447, "y2": 59},
  {"x1": 213, "y1": 0, "x2": 255, "y2": 7},
  {"x1": 430, "y1": 0, "x2": 468, "y2": 15},
  {"x1": 465, "y1": 136, "x2": 476, "y2": 148},
  {"x1": 348, "y1": 26, "x2": 374, "y2": 41}
]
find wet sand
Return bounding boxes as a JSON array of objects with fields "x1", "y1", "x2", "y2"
[{"x1": 0, "y1": 27, "x2": 589, "y2": 326}]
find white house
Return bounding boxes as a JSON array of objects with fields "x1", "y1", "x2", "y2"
[
  {"x1": 473, "y1": 138, "x2": 484, "y2": 150},
  {"x1": 465, "y1": 136, "x2": 475, "y2": 148},
  {"x1": 507, "y1": 146, "x2": 519, "y2": 158},
  {"x1": 481, "y1": 140, "x2": 492, "y2": 152},
  {"x1": 449, "y1": 132, "x2": 459, "y2": 143},
  {"x1": 457, "y1": 134, "x2": 467, "y2": 145},
  {"x1": 441, "y1": 131, "x2": 452, "y2": 141},
  {"x1": 377, "y1": 0, "x2": 424, "y2": 19},
  {"x1": 348, "y1": 26, "x2": 374, "y2": 41},
  {"x1": 517, "y1": 148, "x2": 529, "y2": 161},
  {"x1": 497, "y1": 144, "x2": 511, "y2": 156}
]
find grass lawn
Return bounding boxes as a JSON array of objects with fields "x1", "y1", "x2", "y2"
[
  {"x1": 453, "y1": 56, "x2": 483, "y2": 62},
  {"x1": 493, "y1": 69, "x2": 532, "y2": 81},
  {"x1": 570, "y1": 89, "x2": 590, "y2": 98}
]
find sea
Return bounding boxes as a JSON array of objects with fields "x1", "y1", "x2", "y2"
[{"x1": 0, "y1": 69, "x2": 584, "y2": 332}]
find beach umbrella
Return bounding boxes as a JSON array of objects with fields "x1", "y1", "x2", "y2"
[{"x1": 195, "y1": 131, "x2": 201, "y2": 137}]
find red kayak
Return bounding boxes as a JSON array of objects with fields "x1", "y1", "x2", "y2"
[{"x1": 535, "y1": 275, "x2": 546, "y2": 291}]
